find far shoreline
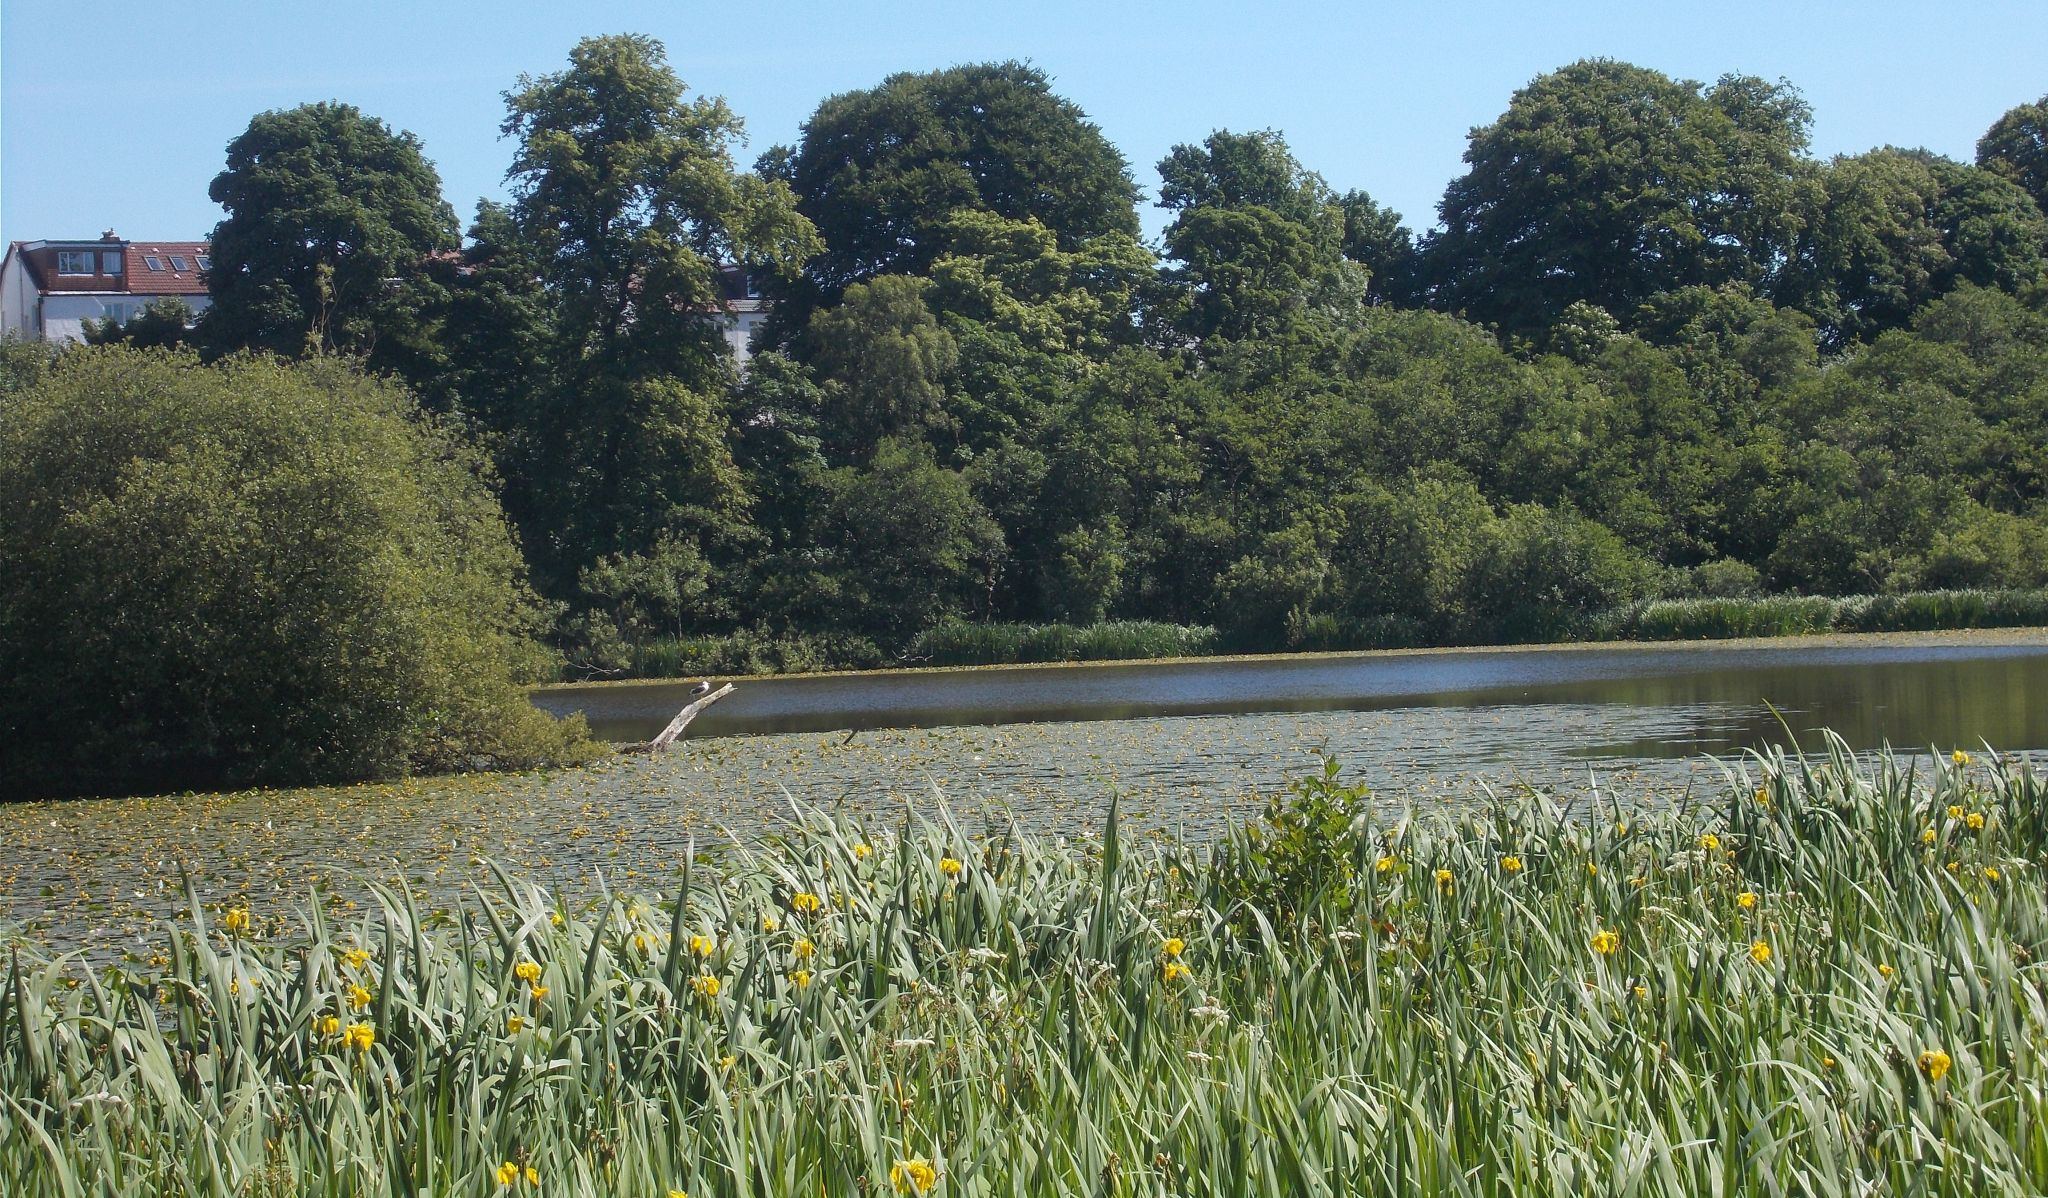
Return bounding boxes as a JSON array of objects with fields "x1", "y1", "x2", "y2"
[{"x1": 532, "y1": 625, "x2": 2048, "y2": 694}]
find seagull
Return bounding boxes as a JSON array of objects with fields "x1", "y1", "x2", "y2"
[{"x1": 690, "y1": 680, "x2": 713, "y2": 697}]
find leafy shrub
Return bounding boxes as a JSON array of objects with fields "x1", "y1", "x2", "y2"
[
  {"x1": 1460, "y1": 504, "x2": 1654, "y2": 642},
  {"x1": 1212, "y1": 756, "x2": 1372, "y2": 929},
  {"x1": 1211, "y1": 524, "x2": 1331, "y2": 648},
  {"x1": 0, "y1": 348, "x2": 596, "y2": 798},
  {"x1": 1687, "y1": 558, "x2": 1765, "y2": 598}
]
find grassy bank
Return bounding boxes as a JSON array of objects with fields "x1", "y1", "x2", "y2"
[{"x1": 5, "y1": 740, "x2": 2046, "y2": 1194}]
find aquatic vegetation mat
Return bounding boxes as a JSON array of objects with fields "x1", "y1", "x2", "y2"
[{"x1": 3, "y1": 738, "x2": 2046, "y2": 1194}]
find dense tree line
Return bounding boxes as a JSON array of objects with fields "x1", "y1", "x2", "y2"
[{"x1": 157, "y1": 44, "x2": 2048, "y2": 667}]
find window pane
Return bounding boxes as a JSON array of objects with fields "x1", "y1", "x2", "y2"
[
  {"x1": 145, "y1": 257, "x2": 164, "y2": 271},
  {"x1": 196, "y1": 255, "x2": 211, "y2": 271},
  {"x1": 168, "y1": 256, "x2": 189, "y2": 271},
  {"x1": 57, "y1": 251, "x2": 91, "y2": 274},
  {"x1": 103, "y1": 252, "x2": 123, "y2": 274}
]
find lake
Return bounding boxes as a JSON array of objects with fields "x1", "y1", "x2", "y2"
[{"x1": 5, "y1": 629, "x2": 2045, "y2": 949}]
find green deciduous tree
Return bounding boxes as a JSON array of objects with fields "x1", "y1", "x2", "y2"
[
  {"x1": 918, "y1": 211, "x2": 1156, "y2": 470},
  {"x1": 1978, "y1": 94, "x2": 2048, "y2": 216},
  {"x1": 927, "y1": 211, "x2": 1152, "y2": 362},
  {"x1": 1154, "y1": 130, "x2": 1365, "y2": 346},
  {"x1": 776, "y1": 438, "x2": 1005, "y2": 645},
  {"x1": 0, "y1": 348, "x2": 590, "y2": 799},
  {"x1": 771, "y1": 62, "x2": 1140, "y2": 323},
  {"x1": 1158, "y1": 129, "x2": 1335, "y2": 226},
  {"x1": 203, "y1": 101, "x2": 459, "y2": 378},
  {"x1": 1336, "y1": 189, "x2": 1417, "y2": 304},
  {"x1": 503, "y1": 35, "x2": 816, "y2": 378},
  {"x1": 1329, "y1": 471, "x2": 1497, "y2": 641},
  {"x1": 1423, "y1": 60, "x2": 1814, "y2": 337},
  {"x1": 490, "y1": 34, "x2": 818, "y2": 598},
  {"x1": 422, "y1": 201, "x2": 553, "y2": 424},
  {"x1": 1786, "y1": 148, "x2": 2048, "y2": 348},
  {"x1": 803, "y1": 274, "x2": 960, "y2": 459}
]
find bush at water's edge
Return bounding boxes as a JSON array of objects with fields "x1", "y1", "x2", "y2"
[{"x1": 0, "y1": 348, "x2": 602, "y2": 799}]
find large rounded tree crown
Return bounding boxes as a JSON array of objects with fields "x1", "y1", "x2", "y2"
[
  {"x1": 205, "y1": 102, "x2": 459, "y2": 364},
  {"x1": 1424, "y1": 59, "x2": 1811, "y2": 338},
  {"x1": 0, "y1": 349, "x2": 583, "y2": 798},
  {"x1": 781, "y1": 62, "x2": 1141, "y2": 300},
  {"x1": 1978, "y1": 95, "x2": 2048, "y2": 217}
]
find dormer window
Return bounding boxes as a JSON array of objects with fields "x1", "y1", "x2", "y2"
[
  {"x1": 168, "y1": 256, "x2": 190, "y2": 271},
  {"x1": 145, "y1": 257, "x2": 164, "y2": 271},
  {"x1": 56, "y1": 251, "x2": 93, "y2": 275}
]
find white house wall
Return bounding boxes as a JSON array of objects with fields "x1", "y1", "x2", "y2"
[
  {"x1": 36, "y1": 293, "x2": 212, "y2": 345},
  {"x1": 0, "y1": 254, "x2": 36, "y2": 340},
  {"x1": 724, "y1": 311, "x2": 767, "y2": 365}
]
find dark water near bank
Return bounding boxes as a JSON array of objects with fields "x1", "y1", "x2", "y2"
[
  {"x1": 5, "y1": 632, "x2": 2044, "y2": 950},
  {"x1": 535, "y1": 635, "x2": 2048, "y2": 757}
]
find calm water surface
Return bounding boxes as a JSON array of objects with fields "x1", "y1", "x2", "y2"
[
  {"x1": 535, "y1": 634, "x2": 2048, "y2": 752},
  {"x1": 6, "y1": 631, "x2": 2045, "y2": 949}
]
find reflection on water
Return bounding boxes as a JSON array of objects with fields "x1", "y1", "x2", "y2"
[
  {"x1": 538, "y1": 635, "x2": 2048, "y2": 755},
  {"x1": 4, "y1": 633, "x2": 2044, "y2": 949}
]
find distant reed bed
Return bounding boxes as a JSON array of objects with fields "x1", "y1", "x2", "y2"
[
  {"x1": 907, "y1": 620, "x2": 1221, "y2": 666},
  {"x1": 1597, "y1": 587, "x2": 2048, "y2": 641},
  {"x1": 3, "y1": 739, "x2": 2045, "y2": 1194}
]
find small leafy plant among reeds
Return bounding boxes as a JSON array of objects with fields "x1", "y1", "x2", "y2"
[{"x1": 3, "y1": 738, "x2": 2045, "y2": 1195}]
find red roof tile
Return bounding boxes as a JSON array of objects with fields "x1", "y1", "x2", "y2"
[{"x1": 125, "y1": 242, "x2": 210, "y2": 295}]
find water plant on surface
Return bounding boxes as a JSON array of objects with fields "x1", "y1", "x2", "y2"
[{"x1": 3, "y1": 738, "x2": 2046, "y2": 1195}]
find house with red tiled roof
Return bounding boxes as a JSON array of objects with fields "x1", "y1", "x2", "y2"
[{"x1": 0, "y1": 230, "x2": 211, "y2": 344}]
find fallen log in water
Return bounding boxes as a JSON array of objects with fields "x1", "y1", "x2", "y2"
[{"x1": 620, "y1": 682, "x2": 734, "y2": 752}]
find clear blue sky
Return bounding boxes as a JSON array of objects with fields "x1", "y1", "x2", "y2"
[{"x1": 5, "y1": 1, "x2": 2045, "y2": 247}]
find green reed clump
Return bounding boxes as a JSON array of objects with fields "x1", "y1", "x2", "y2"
[
  {"x1": 1834, "y1": 588, "x2": 2048, "y2": 633},
  {"x1": 1603, "y1": 594, "x2": 1839, "y2": 640},
  {"x1": 3, "y1": 738, "x2": 2045, "y2": 1195},
  {"x1": 909, "y1": 621, "x2": 1219, "y2": 666},
  {"x1": 1597, "y1": 587, "x2": 2048, "y2": 642}
]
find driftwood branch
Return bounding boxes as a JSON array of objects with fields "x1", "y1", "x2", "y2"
[{"x1": 622, "y1": 683, "x2": 734, "y2": 753}]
